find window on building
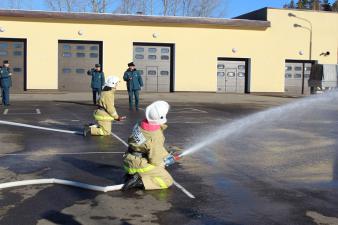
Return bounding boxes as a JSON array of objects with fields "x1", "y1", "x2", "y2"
[
  {"x1": 285, "y1": 66, "x2": 292, "y2": 71},
  {"x1": 305, "y1": 67, "x2": 312, "y2": 72},
  {"x1": 238, "y1": 65, "x2": 245, "y2": 70},
  {"x1": 13, "y1": 68, "x2": 22, "y2": 72},
  {"x1": 77, "y1": 45, "x2": 85, "y2": 50},
  {"x1": 148, "y1": 55, "x2": 156, "y2": 60},
  {"x1": 63, "y1": 45, "x2": 71, "y2": 51},
  {"x1": 217, "y1": 72, "x2": 225, "y2": 77},
  {"x1": 161, "y1": 48, "x2": 170, "y2": 53},
  {"x1": 160, "y1": 71, "x2": 169, "y2": 76},
  {"x1": 227, "y1": 72, "x2": 235, "y2": 77},
  {"x1": 285, "y1": 73, "x2": 292, "y2": 78},
  {"x1": 135, "y1": 54, "x2": 144, "y2": 60},
  {"x1": 63, "y1": 52, "x2": 72, "y2": 57},
  {"x1": 0, "y1": 51, "x2": 8, "y2": 56},
  {"x1": 217, "y1": 64, "x2": 225, "y2": 69},
  {"x1": 76, "y1": 53, "x2": 86, "y2": 58},
  {"x1": 90, "y1": 46, "x2": 98, "y2": 51},
  {"x1": 294, "y1": 74, "x2": 302, "y2": 78},
  {"x1": 63, "y1": 68, "x2": 72, "y2": 74},
  {"x1": 148, "y1": 70, "x2": 157, "y2": 75},
  {"x1": 294, "y1": 66, "x2": 302, "y2": 71},
  {"x1": 76, "y1": 68, "x2": 85, "y2": 74},
  {"x1": 161, "y1": 55, "x2": 169, "y2": 60},
  {"x1": 90, "y1": 53, "x2": 98, "y2": 58},
  {"x1": 238, "y1": 72, "x2": 245, "y2": 77},
  {"x1": 13, "y1": 51, "x2": 22, "y2": 56},
  {"x1": 13, "y1": 43, "x2": 23, "y2": 49},
  {"x1": 0, "y1": 43, "x2": 8, "y2": 49},
  {"x1": 135, "y1": 47, "x2": 144, "y2": 53},
  {"x1": 148, "y1": 48, "x2": 157, "y2": 53}
]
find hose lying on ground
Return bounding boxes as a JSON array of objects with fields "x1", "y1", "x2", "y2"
[{"x1": 0, "y1": 179, "x2": 124, "y2": 192}]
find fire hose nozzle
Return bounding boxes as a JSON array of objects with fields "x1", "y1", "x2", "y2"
[{"x1": 164, "y1": 153, "x2": 182, "y2": 167}]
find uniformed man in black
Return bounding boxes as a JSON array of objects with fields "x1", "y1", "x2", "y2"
[{"x1": 0, "y1": 60, "x2": 12, "y2": 106}]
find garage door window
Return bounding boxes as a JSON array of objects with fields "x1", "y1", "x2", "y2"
[
  {"x1": 148, "y1": 48, "x2": 157, "y2": 53},
  {"x1": 13, "y1": 43, "x2": 23, "y2": 49},
  {"x1": 63, "y1": 68, "x2": 72, "y2": 73},
  {"x1": 135, "y1": 54, "x2": 144, "y2": 59},
  {"x1": 305, "y1": 67, "x2": 311, "y2": 72},
  {"x1": 148, "y1": 70, "x2": 157, "y2": 75},
  {"x1": 161, "y1": 48, "x2": 170, "y2": 53},
  {"x1": 294, "y1": 74, "x2": 302, "y2": 78},
  {"x1": 294, "y1": 67, "x2": 302, "y2": 71},
  {"x1": 63, "y1": 52, "x2": 72, "y2": 57},
  {"x1": 148, "y1": 55, "x2": 156, "y2": 60},
  {"x1": 14, "y1": 51, "x2": 22, "y2": 56},
  {"x1": 90, "y1": 46, "x2": 98, "y2": 51},
  {"x1": 160, "y1": 71, "x2": 169, "y2": 76},
  {"x1": 161, "y1": 55, "x2": 169, "y2": 60},
  {"x1": 77, "y1": 46, "x2": 85, "y2": 50},
  {"x1": 0, "y1": 51, "x2": 8, "y2": 56},
  {"x1": 285, "y1": 73, "x2": 292, "y2": 78},
  {"x1": 63, "y1": 45, "x2": 71, "y2": 51},
  {"x1": 238, "y1": 65, "x2": 245, "y2": 70},
  {"x1": 76, "y1": 53, "x2": 86, "y2": 58},
  {"x1": 238, "y1": 72, "x2": 245, "y2": 77},
  {"x1": 285, "y1": 66, "x2": 292, "y2": 71},
  {"x1": 76, "y1": 68, "x2": 85, "y2": 74},
  {"x1": 227, "y1": 72, "x2": 235, "y2": 77},
  {"x1": 135, "y1": 47, "x2": 144, "y2": 53},
  {"x1": 217, "y1": 72, "x2": 225, "y2": 76},
  {"x1": 90, "y1": 53, "x2": 98, "y2": 58},
  {"x1": 0, "y1": 43, "x2": 8, "y2": 49},
  {"x1": 217, "y1": 64, "x2": 225, "y2": 69},
  {"x1": 13, "y1": 68, "x2": 22, "y2": 72}
]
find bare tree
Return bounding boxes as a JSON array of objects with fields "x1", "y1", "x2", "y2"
[
  {"x1": 89, "y1": 0, "x2": 112, "y2": 13},
  {"x1": 45, "y1": 0, "x2": 80, "y2": 12},
  {"x1": 192, "y1": 0, "x2": 220, "y2": 17}
]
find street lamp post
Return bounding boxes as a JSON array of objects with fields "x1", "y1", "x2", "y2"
[{"x1": 288, "y1": 13, "x2": 313, "y2": 60}]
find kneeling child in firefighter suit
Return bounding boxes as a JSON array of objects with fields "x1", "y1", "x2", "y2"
[
  {"x1": 84, "y1": 76, "x2": 125, "y2": 136},
  {"x1": 122, "y1": 101, "x2": 174, "y2": 191}
]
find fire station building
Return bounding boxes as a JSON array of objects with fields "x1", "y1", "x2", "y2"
[{"x1": 0, "y1": 7, "x2": 337, "y2": 94}]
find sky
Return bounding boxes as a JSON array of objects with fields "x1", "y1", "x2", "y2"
[{"x1": 0, "y1": 0, "x2": 336, "y2": 18}]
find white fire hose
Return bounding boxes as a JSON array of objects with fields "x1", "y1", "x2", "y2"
[{"x1": 0, "y1": 179, "x2": 124, "y2": 192}]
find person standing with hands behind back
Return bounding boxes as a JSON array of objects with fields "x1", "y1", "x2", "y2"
[
  {"x1": 123, "y1": 62, "x2": 143, "y2": 111},
  {"x1": 0, "y1": 60, "x2": 12, "y2": 106},
  {"x1": 87, "y1": 64, "x2": 105, "y2": 105}
]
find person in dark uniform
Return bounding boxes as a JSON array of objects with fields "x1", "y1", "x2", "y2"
[
  {"x1": 87, "y1": 64, "x2": 105, "y2": 105},
  {"x1": 0, "y1": 60, "x2": 12, "y2": 106},
  {"x1": 123, "y1": 62, "x2": 143, "y2": 111}
]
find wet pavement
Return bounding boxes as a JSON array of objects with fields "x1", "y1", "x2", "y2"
[{"x1": 0, "y1": 95, "x2": 337, "y2": 225}]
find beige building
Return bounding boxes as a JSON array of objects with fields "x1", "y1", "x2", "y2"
[{"x1": 0, "y1": 7, "x2": 337, "y2": 94}]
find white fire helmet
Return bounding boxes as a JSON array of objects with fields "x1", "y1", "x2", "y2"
[
  {"x1": 146, "y1": 101, "x2": 170, "y2": 125},
  {"x1": 105, "y1": 76, "x2": 120, "y2": 88}
]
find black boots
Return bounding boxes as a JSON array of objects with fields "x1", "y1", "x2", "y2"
[{"x1": 122, "y1": 173, "x2": 144, "y2": 191}]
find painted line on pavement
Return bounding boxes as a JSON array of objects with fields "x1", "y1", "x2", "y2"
[
  {"x1": 3, "y1": 109, "x2": 8, "y2": 115},
  {"x1": 36, "y1": 109, "x2": 41, "y2": 114}
]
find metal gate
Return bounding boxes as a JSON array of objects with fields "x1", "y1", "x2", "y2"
[
  {"x1": 217, "y1": 60, "x2": 246, "y2": 93},
  {"x1": 0, "y1": 39, "x2": 26, "y2": 93},
  {"x1": 58, "y1": 41, "x2": 102, "y2": 91},
  {"x1": 284, "y1": 61, "x2": 312, "y2": 95},
  {"x1": 133, "y1": 44, "x2": 172, "y2": 92}
]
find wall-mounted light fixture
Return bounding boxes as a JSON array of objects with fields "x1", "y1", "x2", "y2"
[
  {"x1": 78, "y1": 30, "x2": 84, "y2": 36},
  {"x1": 0, "y1": 27, "x2": 5, "y2": 32},
  {"x1": 299, "y1": 50, "x2": 304, "y2": 55},
  {"x1": 232, "y1": 48, "x2": 237, "y2": 53},
  {"x1": 320, "y1": 51, "x2": 330, "y2": 56},
  {"x1": 152, "y1": 33, "x2": 158, "y2": 38}
]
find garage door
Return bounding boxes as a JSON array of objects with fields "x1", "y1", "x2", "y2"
[
  {"x1": 284, "y1": 61, "x2": 312, "y2": 95},
  {"x1": 0, "y1": 39, "x2": 26, "y2": 93},
  {"x1": 217, "y1": 60, "x2": 246, "y2": 93},
  {"x1": 133, "y1": 44, "x2": 172, "y2": 92},
  {"x1": 58, "y1": 41, "x2": 102, "y2": 91}
]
